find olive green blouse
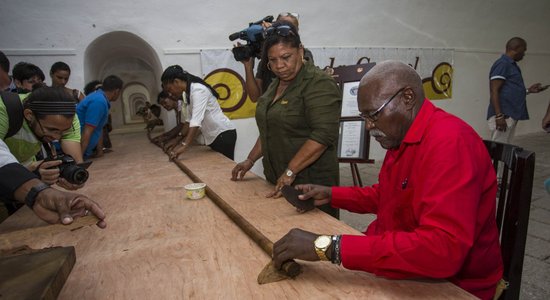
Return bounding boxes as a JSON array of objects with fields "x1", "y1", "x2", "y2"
[{"x1": 256, "y1": 61, "x2": 342, "y2": 186}]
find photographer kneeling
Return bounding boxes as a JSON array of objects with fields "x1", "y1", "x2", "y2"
[
  {"x1": 0, "y1": 87, "x2": 105, "y2": 226},
  {"x1": 1, "y1": 87, "x2": 88, "y2": 190}
]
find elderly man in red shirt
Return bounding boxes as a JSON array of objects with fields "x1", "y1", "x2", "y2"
[{"x1": 272, "y1": 60, "x2": 503, "y2": 300}]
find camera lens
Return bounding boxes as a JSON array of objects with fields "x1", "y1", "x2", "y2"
[{"x1": 61, "y1": 165, "x2": 89, "y2": 185}]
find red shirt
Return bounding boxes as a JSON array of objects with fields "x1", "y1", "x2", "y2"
[{"x1": 332, "y1": 100, "x2": 503, "y2": 300}]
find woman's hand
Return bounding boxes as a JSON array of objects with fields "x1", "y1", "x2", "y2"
[
  {"x1": 163, "y1": 137, "x2": 181, "y2": 152},
  {"x1": 267, "y1": 171, "x2": 296, "y2": 198},
  {"x1": 231, "y1": 159, "x2": 254, "y2": 181},
  {"x1": 169, "y1": 143, "x2": 188, "y2": 160}
]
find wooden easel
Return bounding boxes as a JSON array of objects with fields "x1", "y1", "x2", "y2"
[{"x1": 330, "y1": 63, "x2": 376, "y2": 186}]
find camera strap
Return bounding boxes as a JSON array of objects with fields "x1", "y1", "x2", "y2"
[
  {"x1": 0, "y1": 91, "x2": 24, "y2": 139},
  {"x1": 41, "y1": 142, "x2": 57, "y2": 157}
]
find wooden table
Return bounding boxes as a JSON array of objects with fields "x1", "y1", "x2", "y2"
[{"x1": 0, "y1": 133, "x2": 476, "y2": 299}]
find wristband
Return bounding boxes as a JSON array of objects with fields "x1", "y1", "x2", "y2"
[
  {"x1": 331, "y1": 235, "x2": 342, "y2": 265},
  {"x1": 181, "y1": 141, "x2": 187, "y2": 146},
  {"x1": 25, "y1": 182, "x2": 50, "y2": 208}
]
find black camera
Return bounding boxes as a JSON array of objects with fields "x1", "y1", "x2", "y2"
[
  {"x1": 45, "y1": 154, "x2": 90, "y2": 185},
  {"x1": 229, "y1": 15, "x2": 273, "y2": 61}
]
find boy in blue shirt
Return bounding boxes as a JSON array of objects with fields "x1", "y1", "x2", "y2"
[{"x1": 77, "y1": 75, "x2": 123, "y2": 158}]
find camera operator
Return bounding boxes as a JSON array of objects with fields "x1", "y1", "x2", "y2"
[
  {"x1": 0, "y1": 86, "x2": 85, "y2": 190},
  {"x1": 239, "y1": 13, "x2": 314, "y2": 102}
]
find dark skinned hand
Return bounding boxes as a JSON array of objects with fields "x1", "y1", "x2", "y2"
[
  {"x1": 33, "y1": 187, "x2": 107, "y2": 228},
  {"x1": 272, "y1": 228, "x2": 320, "y2": 269}
]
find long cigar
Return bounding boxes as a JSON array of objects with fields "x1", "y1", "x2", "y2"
[{"x1": 172, "y1": 159, "x2": 301, "y2": 278}]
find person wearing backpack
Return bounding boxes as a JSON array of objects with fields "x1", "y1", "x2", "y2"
[
  {"x1": 0, "y1": 87, "x2": 84, "y2": 190},
  {"x1": 0, "y1": 87, "x2": 105, "y2": 226}
]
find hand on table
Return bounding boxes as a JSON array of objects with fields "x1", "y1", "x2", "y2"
[
  {"x1": 272, "y1": 228, "x2": 321, "y2": 269},
  {"x1": 163, "y1": 137, "x2": 181, "y2": 152},
  {"x1": 33, "y1": 187, "x2": 106, "y2": 228},
  {"x1": 169, "y1": 143, "x2": 188, "y2": 160},
  {"x1": 266, "y1": 172, "x2": 296, "y2": 198},
  {"x1": 231, "y1": 159, "x2": 254, "y2": 181}
]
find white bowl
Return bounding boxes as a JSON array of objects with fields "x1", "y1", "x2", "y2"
[{"x1": 184, "y1": 183, "x2": 206, "y2": 200}]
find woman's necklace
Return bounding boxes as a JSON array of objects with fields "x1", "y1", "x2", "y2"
[{"x1": 274, "y1": 81, "x2": 290, "y2": 102}]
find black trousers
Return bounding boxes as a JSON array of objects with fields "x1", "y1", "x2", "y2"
[{"x1": 208, "y1": 129, "x2": 237, "y2": 160}]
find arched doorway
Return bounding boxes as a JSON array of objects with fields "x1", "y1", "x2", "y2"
[
  {"x1": 122, "y1": 83, "x2": 150, "y2": 124},
  {"x1": 84, "y1": 31, "x2": 162, "y2": 130}
]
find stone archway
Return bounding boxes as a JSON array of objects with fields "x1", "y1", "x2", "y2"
[
  {"x1": 84, "y1": 31, "x2": 162, "y2": 130},
  {"x1": 122, "y1": 83, "x2": 150, "y2": 124}
]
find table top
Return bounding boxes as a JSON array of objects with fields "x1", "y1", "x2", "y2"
[{"x1": 0, "y1": 133, "x2": 475, "y2": 299}]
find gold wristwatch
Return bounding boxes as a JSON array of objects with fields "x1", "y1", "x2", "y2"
[{"x1": 314, "y1": 235, "x2": 332, "y2": 261}]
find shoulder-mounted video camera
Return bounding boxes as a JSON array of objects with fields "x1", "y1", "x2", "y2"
[{"x1": 229, "y1": 15, "x2": 273, "y2": 62}]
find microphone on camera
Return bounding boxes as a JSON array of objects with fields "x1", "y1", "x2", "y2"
[{"x1": 251, "y1": 15, "x2": 273, "y2": 25}]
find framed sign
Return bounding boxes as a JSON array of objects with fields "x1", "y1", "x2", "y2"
[
  {"x1": 331, "y1": 63, "x2": 377, "y2": 185},
  {"x1": 341, "y1": 81, "x2": 361, "y2": 118},
  {"x1": 337, "y1": 119, "x2": 367, "y2": 161}
]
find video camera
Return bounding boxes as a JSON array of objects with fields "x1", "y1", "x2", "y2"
[
  {"x1": 44, "y1": 154, "x2": 91, "y2": 185},
  {"x1": 229, "y1": 15, "x2": 274, "y2": 62}
]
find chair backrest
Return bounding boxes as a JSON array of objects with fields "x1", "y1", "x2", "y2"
[{"x1": 483, "y1": 140, "x2": 535, "y2": 300}]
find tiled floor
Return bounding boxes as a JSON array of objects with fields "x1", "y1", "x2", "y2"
[{"x1": 338, "y1": 131, "x2": 550, "y2": 300}]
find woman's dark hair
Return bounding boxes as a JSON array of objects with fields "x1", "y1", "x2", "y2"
[
  {"x1": 84, "y1": 80, "x2": 102, "y2": 95},
  {"x1": 50, "y1": 61, "x2": 71, "y2": 75},
  {"x1": 24, "y1": 86, "x2": 76, "y2": 119},
  {"x1": 160, "y1": 65, "x2": 219, "y2": 104},
  {"x1": 260, "y1": 21, "x2": 302, "y2": 72}
]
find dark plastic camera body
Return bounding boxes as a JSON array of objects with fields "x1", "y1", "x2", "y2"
[
  {"x1": 232, "y1": 42, "x2": 263, "y2": 61},
  {"x1": 229, "y1": 16, "x2": 273, "y2": 62},
  {"x1": 45, "y1": 154, "x2": 89, "y2": 185}
]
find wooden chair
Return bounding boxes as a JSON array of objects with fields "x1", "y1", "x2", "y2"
[{"x1": 483, "y1": 140, "x2": 535, "y2": 300}]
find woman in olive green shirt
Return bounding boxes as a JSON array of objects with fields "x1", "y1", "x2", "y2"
[{"x1": 231, "y1": 22, "x2": 341, "y2": 217}]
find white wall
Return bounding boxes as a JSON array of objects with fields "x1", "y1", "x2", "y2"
[{"x1": 1, "y1": 0, "x2": 549, "y2": 163}]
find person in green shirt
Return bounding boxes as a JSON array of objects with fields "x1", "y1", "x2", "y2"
[
  {"x1": 0, "y1": 87, "x2": 84, "y2": 190},
  {"x1": 231, "y1": 22, "x2": 341, "y2": 218}
]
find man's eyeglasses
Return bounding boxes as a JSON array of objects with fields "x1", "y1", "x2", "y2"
[
  {"x1": 359, "y1": 87, "x2": 406, "y2": 123},
  {"x1": 264, "y1": 25, "x2": 295, "y2": 38},
  {"x1": 278, "y1": 12, "x2": 299, "y2": 20},
  {"x1": 35, "y1": 116, "x2": 72, "y2": 136}
]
